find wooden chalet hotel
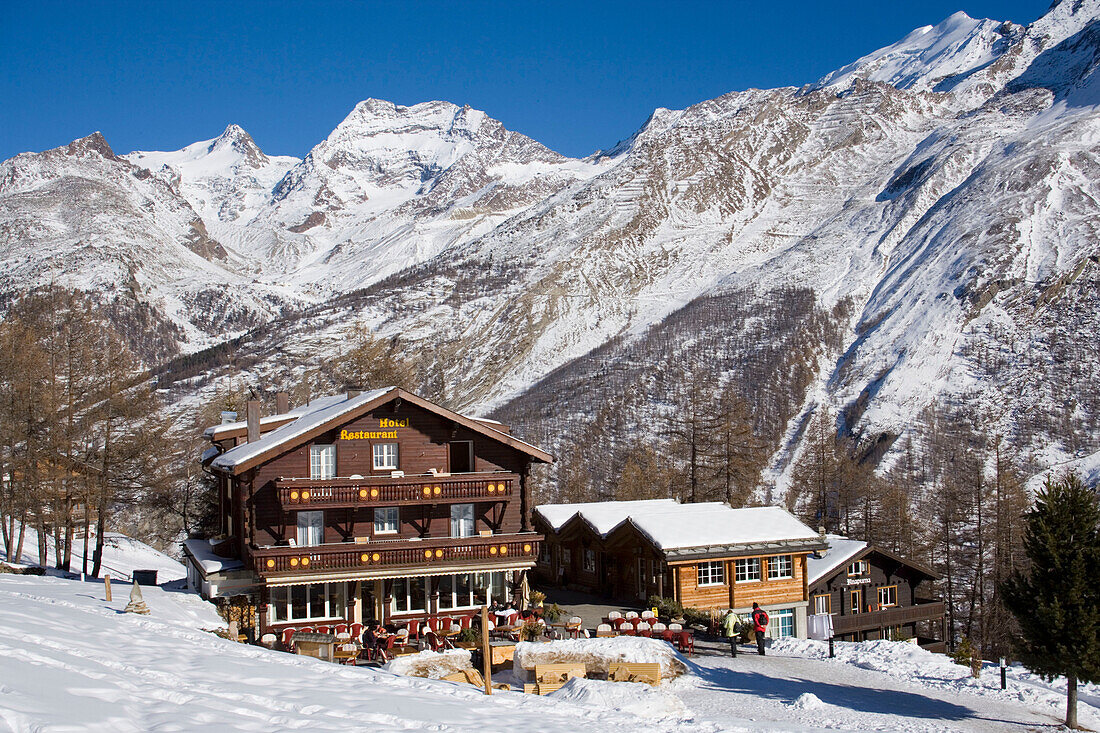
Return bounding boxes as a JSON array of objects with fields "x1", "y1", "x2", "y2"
[
  {"x1": 183, "y1": 387, "x2": 551, "y2": 637},
  {"x1": 534, "y1": 500, "x2": 828, "y2": 638}
]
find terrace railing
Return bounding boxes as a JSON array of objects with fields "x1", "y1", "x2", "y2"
[
  {"x1": 831, "y1": 600, "x2": 945, "y2": 636},
  {"x1": 275, "y1": 472, "x2": 516, "y2": 509},
  {"x1": 252, "y1": 533, "x2": 540, "y2": 576}
]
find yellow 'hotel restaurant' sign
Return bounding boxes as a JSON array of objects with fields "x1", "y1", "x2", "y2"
[{"x1": 338, "y1": 418, "x2": 408, "y2": 441}]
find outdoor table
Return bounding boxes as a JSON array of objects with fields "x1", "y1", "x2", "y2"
[
  {"x1": 494, "y1": 624, "x2": 519, "y2": 640},
  {"x1": 334, "y1": 644, "x2": 361, "y2": 665},
  {"x1": 437, "y1": 628, "x2": 461, "y2": 649}
]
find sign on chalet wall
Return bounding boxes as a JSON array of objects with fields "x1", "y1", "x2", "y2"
[{"x1": 338, "y1": 418, "x2": 409, "y2": 441}]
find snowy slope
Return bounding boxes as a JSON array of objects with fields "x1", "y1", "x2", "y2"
[{"x1": 0, "y1": 573, "x2": 1094, "y2": 731}]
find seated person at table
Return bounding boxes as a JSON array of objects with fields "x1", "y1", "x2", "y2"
[{"x1": 363, "y1": 623, "x2": 390, "y2": 662}]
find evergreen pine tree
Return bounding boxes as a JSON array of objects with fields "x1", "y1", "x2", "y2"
[{"x1": 999, "y1": 474, "x2": 1100, "y2": 729}]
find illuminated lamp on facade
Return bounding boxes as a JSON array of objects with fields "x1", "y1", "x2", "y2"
[
  {"x1": 301, "y1": 491, "x2": 310, "y2": 501},
  {"x1": 370, "y1": 488, "x2": 379, "y2": 498},
  {"x1": 523, "y1": 544, "x2": 532, "y2": 553},
  {"x1": 359, "y1": 489, "x2": 368, "y2": 499},
  {"x1": 435, "y1": 549, "x2": 443, "y2": 558},
  {"x1": 290, "y1": 491, "x2": 299, "y2": 501},
  {"x1": 424, "y1": 549, "x2": 433, "y2": 559},
  {"x1": 487, "y1": 484, "x2": 496, "y2": 493},
  {"x1": 433, "y1": 486, "x2": 442, "y2": 496},
  {"x1": 290, "y1": 558, "x2": 299, "y2": 567},
  {"x1": 422, "y1": 486, "x2": 431, "y2": 496},
  {"x1": 266, "y1": 559, "x2": 275, "y2": 568},
  {"x1": 360, "y1": 553, "x2": 369, "y2": 563},
  {"x1": 372, "y1": 553, "x2": 380, "y2": 562},
  {"x1": 301, "y1": 557, "x2": 310, "y2": 567},
  {"x1": 499, "y1": 546, "x2": 508, "y2": 555},
  {"x1": 490, "y1": 547, "x2": 498, "y2": 555}
]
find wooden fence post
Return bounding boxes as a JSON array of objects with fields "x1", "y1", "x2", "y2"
[
  {"x1": 104, "y1": 575, "x2": 112, "y2": 602},
  {"x1": 481, "y1": 605, "x2": 492, "y2": 696}
]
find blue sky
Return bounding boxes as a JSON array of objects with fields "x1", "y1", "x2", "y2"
[{"x1": 1, "y1": 1, "x2": 1046, "y2": 161}]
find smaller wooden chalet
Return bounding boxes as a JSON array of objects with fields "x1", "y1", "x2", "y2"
[
  {"x1": 534, "y1": 500, "x2": 827, "y2": 639},
  {"x1": 187, "y1": 387, "x2": 552, "y2": 638},
  {"x1": 806, "y1": 534, "x2": 945, "y2": 652}
]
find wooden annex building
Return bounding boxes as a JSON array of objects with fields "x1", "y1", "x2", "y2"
[
  {"x1": 533, "y1": 500, "x2": 827, "y2": 639},
  {"x1": 806, "y1": 535, "x2": 946, "y2": 652},
  {"x1": 182, "y1": 387, "x2": 551, "y2": 638}
]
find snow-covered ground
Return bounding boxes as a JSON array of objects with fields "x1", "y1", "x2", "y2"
[
  {"x1": 1, "y1": 571, "x2": 1097, "y2": 732},
  {"x1": 0, "y1": 523, "x2": 185, "y2": 582}
]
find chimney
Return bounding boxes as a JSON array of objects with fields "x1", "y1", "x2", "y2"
[
  {"x1": 818, "y1": 526, "x2": 827, "y2": 542},
  {"x1": 275, "y1": 391, "x2": 290, "y2": 414},
  {"x1": 220, "y1": 410, "x2": 238, "y2": 425},
  {"x1": 346, "y1": 385, "x2": 363, "y2": 399},
  {"x1": 246, "y1": 400, "x2": 261, "y2": 443}
]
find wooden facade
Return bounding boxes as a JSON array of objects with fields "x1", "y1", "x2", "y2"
[
  {"x1": 193, "y1": 388, "x2": 551, "y2": 637},
  {"x1": 534, "y1": 501, "x2": 827, "y2": 638},
  {"x1": 807, "y1": 543, "x2": 945, "y2": 652}
]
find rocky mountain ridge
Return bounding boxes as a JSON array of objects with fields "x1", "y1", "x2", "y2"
[{"x1": 3, "y1": 0, "x2": 1100, "y2": 492}]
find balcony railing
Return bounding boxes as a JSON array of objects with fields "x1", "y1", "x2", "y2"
[
  {"x1": 275, "y1": 472, "x2": 516, "y2": 509},
  {"x1": 251, "y1": 533, "x2": 541, "y2": 576},
  {"x1": 832, "y1": 600, "x2": 945, "y2": 635}
]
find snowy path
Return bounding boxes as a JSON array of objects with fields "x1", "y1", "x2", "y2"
[{"x1": 677, "y1": 648, "x2": 1067, "y2": 732}]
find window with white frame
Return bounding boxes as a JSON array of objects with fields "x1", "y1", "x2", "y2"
[
  {"x1": 847, "y1": 559, "x2": 869, "y2": 576},
  {"x1": 392, "y1": 576, "x2": 428, "y2": 613},
  {"x1": 296, "y1": 510, "x2": 323, "y2": 546},
  {"x1": 697, "y1": 560, "x2": 725, "y2": 586},
  {"x1": 768, "y1": 554, "x2": 793, "y2": 580},
  {"x1": 373, "y1": 507, "x2": 398, "y2": 535},
  {"x1": 812, "y1": 594, "x2": 832, "y2": 615},
  {"x1": 450, "y1": 503, "x2": 474, "y2": 538},
  {"x1": 767, "y1": 608, "x2": 795, "y2": 638},
  {"x1": 310, "y1": 444, "x2": 335, "y2": 479},
  {"x1": 735, "y1": 557, "x2": 761, "y2": 583},
  {"x1": 268, "y1": 582, "x2": 346, "y2": 622},
  {"x1": 583, "y1": 549, "x2": 596, "y2": 573},
  {"x1": 878, "y1": 585, "x2": 898, "y2": 608},
  {"x1": 373, "y1": 443, "x2": 399, "y2": 471}
]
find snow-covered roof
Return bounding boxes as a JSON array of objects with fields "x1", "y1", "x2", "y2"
[
  {"x1": 631, "y1": 505, "x2": 820, "y2": 552},
  {"x1": 535, "y1": 500, "x2": 824, "y2": 556},
  {"x1": 805, "y1": 534, "x2": 869, "y2": 586},
  {"x1": 209, "y1": 387, "x2": 553, "y2": 474},
  {"x1": 535, "y1": 499, "x2": 680, "y2": 536},
  {"x1": 203, "y1": 394, "x2": 349, "y2": 439},
  {"x1": 181, "y1": 539, "x2": 244, "y2": 574},
  {"x1": 211, "y1": 388, "x2": 392, "y2": 471}
]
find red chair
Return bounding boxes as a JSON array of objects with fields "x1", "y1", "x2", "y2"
[
  {"x1": 300, "y1": 626, "x2": 315, "y2": 634},
  {"x1": 678, "y1": 631, "x2": 695, "y2": 654},
  {"x1": 620, "y1": 625, "x2": 636, "y2": 636},
  {"x1": 350, "y1": 623, "x2": 363, "y2": 641},
  {"x1": 505, "y1": 611, "x2": 519, "y2": 626},
  {"x1": 661, "y1": 629, "x2": 675, "y2": 644},
  {"x1": 334, "y1": 624, "x2": 349, "y2": 636},
  {"x1": 316, "y1": 625, "x2": 330, "y2": 635},
  {"x1": 424, "y1": 630, "x2": 444, "y2": 652},
  {"x1": 281, "y1": 628, "x2": 297, "y2": 650}
]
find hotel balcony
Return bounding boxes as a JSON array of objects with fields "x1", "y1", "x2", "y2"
[
  {"x1": 831, "y1": 600, "x2": 945, "y2": 636},
  {"x1": 275, "y1": 471, "x2": 516, "y2": 510},
  {"x1": 251, "y1": 533, "x2": 541, "y2": 578}
]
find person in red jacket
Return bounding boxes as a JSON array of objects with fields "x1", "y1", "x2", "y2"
[{"x1": 751, "y1": 602, "x2": 769, "y2": 655}]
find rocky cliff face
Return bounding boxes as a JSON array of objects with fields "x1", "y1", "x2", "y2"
[{"x1": 3, "y1": 0, "x2": 1100, "y2": 484}]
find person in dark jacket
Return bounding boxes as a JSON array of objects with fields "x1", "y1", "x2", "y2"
[{"x1": 751, "y1": 602, "x2": 769, "y2": 655}]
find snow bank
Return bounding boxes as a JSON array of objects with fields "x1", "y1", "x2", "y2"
[
  {"x1": 383, "y1": 648, "x2": 472, "y2": 679},
  {"x1": 771, "y1": 637, "x2": 1100, "y2": 729},
  {"x1": 549, "y1": 677, "x2": 689, "y2": 720},
  {"x1": 512, "y1": 637, "x2": 689, "y2": 680}
]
